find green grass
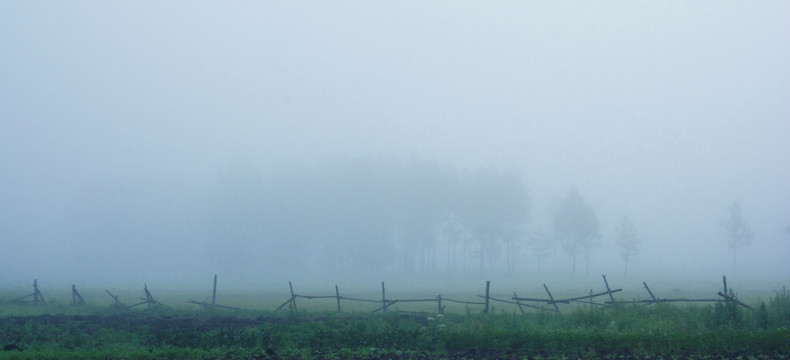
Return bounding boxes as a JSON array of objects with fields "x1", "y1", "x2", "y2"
[{"x1": 1, "y1": 288, "x2": 790, "y2": 359}]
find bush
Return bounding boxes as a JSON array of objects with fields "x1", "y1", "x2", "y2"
[{"x1": 768, "y1": 286, "x2": 790, "y2": 328}]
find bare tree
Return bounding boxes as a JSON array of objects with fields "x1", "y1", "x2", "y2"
[
  {"x1": 614, "y1": 216, "x2": 640, "y2": 277},
  {"x1": 720, "y1": 201, "x2": 754, "y2": 277}
]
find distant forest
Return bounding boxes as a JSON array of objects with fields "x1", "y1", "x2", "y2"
[{"x1": 203, "y1": 159, "x2": 533, "y2": 277}]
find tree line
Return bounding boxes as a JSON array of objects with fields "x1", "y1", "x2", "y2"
[{"x1": 201, "y1": 158, "x2": 754, "y2": 278}]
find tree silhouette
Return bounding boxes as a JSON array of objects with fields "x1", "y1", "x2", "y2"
[
  {"x1": 552, "y1": 187, "x2": 600, "y2": 277},
  {"x1": 720, "y1": 201, "x2": 754, "y2": 277},
  {"x1": 527, "y1": 229, "x2": 553, "y2": 277},
  {"x1": 614, "y1": 216, "x2": 640, "y2": 277},
  {"x1": 461, "y1": 167, "x2": 529, "y2": 275}
]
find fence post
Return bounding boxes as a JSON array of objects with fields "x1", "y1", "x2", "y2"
[
  {"x1": 484, "y1": 281, "x2": 490, "y2": 314},
  {"x1": 289, "y1": 281, "x2": 297, "y2": 313},
  {"x1": 437, "y1": 294, "x2": 444, "y2": 314},
  {"x1": 722, "y1": 275, "x2": 728, "y2": 301},
  {"x1": 335, "y1": 285, "x2": 341, "y2": 313},
  {"x1": 33, "y1": 279, "x2": 39, "y2": 303},
  {"x1": 381, "y1": 281, "x2": 387, "y2": 313},
  {"x1": 212, "y1": 274, "x2": 218, "y2": 306}
]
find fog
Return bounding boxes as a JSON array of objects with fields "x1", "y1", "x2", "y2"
[{"x1": 1, "y1": 2, "x2": 788, "y2": 293}]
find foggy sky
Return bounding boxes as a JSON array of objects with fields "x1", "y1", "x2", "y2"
[{"x1": 2, "y1": 1, "x2": 789, "y2": 289}]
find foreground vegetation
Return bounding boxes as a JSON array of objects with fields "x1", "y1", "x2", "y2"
[{"x1": 1, "y1": 288, "x2": 789, "y2": 359}]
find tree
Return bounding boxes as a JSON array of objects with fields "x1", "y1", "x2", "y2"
[
  {"x1": 614, "y1": 216, "x2": 640, "y2": 277},
  {"x1": 527, "y1": 229, "x2": 553, "y2": 277},
  {"x1": 552, "y1": 187, "x2": 600, "y2": 277},
  {"x1": 437, "y1": 212, "x2": 468, "y2": 273},
  {"x1": 720, "y1": 201, "x2": 754, "y2": 277},
  {"x1": 461, "y1": 167, "x2": 529, "y2": 275}
]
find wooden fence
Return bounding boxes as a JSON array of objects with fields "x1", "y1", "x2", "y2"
[
  {"x1": 8, "y1": 275, "x2": 750, "y2": 314},
  {"x1": 274, "y1": 275, "x2": 749, "y2": 314}
]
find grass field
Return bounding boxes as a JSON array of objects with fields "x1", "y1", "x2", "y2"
[{"x1": 1, "y1": 283, "x2": 789, "y2": 359}]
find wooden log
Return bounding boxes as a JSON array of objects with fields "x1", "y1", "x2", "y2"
[
  {"x1": 337, "y1": 296, "x2": 381, "y2": 303},
  {"x1": 484, "y1": 281, "x2": 490, "y2": 314},
  {"x1": 563, "y1": 289, "x2": 622, "y2": 303},
  {"x1": 479, "y1": 295, "x2": 550, "y2": 311},
  {"x1": 105, "y1": 289, "x2": 126, "y2": 307},
  {"x1": 275, "y1": 298, "x2": 294, "y2": 311},
  {"x1": 717, "y1": 291, "x2": 753, "y2": 309},
  {"x1": 373, "y1": 299, "x2": 398, "y2": 313},
  {"x1": 128, "y1": 300, "x2": 149, "y2": 308},
  {"x1": 637, "y1": 298, "x2": 720, "y2": 303},
  {"x1": 510, "y1": 295, "x2": 567, "y2": 303},
  {"x1": 187, "y1": 299, "x2": 243, "y2": 311},
  {"x1": 543, "y1": 284, "x2": 560, "y2": 313},
  {"x1": 212, "y1": 274, "x2": 217, "y2": 306},
  {"x1": 295, "y1": 294, "x2": 337, "y2": 299},
  {"x1": 13, "y1": 293, "x2": 34, "y2": 302},
  {"x1": 441, "y1": 297, "x2": 486, "y2": 305},
  {"x1": 335, "y1": 285, "x2": 341, "y2": 313}
]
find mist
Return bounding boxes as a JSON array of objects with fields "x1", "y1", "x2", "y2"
[{"x1": 1, "y1": 2, "x2": 788, "y2": 293}]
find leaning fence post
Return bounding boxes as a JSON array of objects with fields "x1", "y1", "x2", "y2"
[
  {"x1": 602, "y1": 274, "x2": 615, "y2": 304},
  {"x1": 484, "y1": 281, "x2": 490, "y2": 314},
  {"x1": 72, "y1": 285, "x2": 84, "y2": 306},
  {"x1": 543, "y1": 284, "x2": 560, "y2": 313},
  {"x1": 381, "y1": 281, "x2": 387, "y2": 313},
  {"x1": 514, "y1": 291, "x2": 525, "y2": 314},
  {"x1": 643, "y1": 281, "x2": 657, "y2": 304},
  {"x1": 289, "y1": 281, "x2": 297, "y2": 313}
]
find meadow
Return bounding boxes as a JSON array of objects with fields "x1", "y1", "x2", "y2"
[{"x1": 1, "y1": 282, "x2": 789, "y2": 359}]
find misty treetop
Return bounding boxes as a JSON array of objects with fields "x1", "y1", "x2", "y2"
[{"x1": 203, "y1": 159, "x2": 530, "y2": 277}]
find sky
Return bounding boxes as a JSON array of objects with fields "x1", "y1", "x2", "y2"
[{"x1": 1, "y1": 1, "x2": 789, "y2": 290}]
